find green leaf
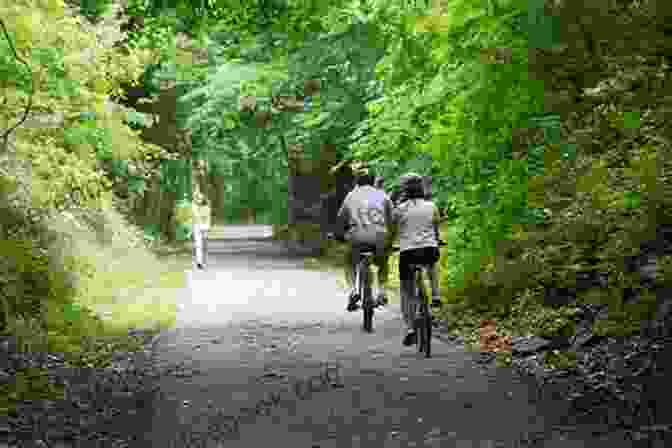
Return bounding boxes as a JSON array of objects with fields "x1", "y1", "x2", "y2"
[
  {"x1": 622, "y1": 191, "x2": 641, "y2": 210},
  {"x1": 560, "y1": 143, "x2": 577, "y2": 161},
  {"x1": 622, "y1": 111, "x2": 641, "y2": 130},
  {"x1": 527, "y1": 0, "x2": 561, "y2": 49},
  {"x1": 0, "y1": 175, "x2": 18, "y2": 196},
  {"x1": 127, "y1": 176, "x2": 146, "y2": 194},
  {"x1": 125, "y1": 110, "x2": 150, "y2": 128},
  {"x1": 63, "y1": 303, "x2": 81, "y2": 322}
]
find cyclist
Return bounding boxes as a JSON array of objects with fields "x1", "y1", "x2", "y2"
[
  {"x1": 336, "y1": 164, "x2": 394, "y2": 311},
  {"x1": 390, "y1": 173, "x2": 432, "y2": 206},
  {"x1": 374, "y1": 175, "x2": 385, "y2": 190},
  {"x1": 389, "y1": 173, "x2": 442, "y2": 346}
]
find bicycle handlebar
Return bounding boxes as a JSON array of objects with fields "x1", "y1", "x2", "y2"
[
  {"x1": 391, "y1": 241, "x2": 447, "y2": 251},
  {"x1": 326, "y1": 233, "x2": 447, "y2": 249}
]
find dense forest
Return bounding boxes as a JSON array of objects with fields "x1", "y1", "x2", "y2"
[{"x1": 1, "y1": 0, "x2": 671, "y2": 441}]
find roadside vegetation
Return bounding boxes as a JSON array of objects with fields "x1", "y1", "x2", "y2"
[{"x1": 0, "y1": 0, "x2": 189, "y2": 415}]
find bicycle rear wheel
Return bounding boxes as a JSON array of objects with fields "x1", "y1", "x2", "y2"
[
  {"x1": 416, "y1": 276, "x2": 431, "y2": 358},
  {"x1": 422, "y1": 304, "x2": 432, "y2": 358},
  {"x1": 361, "y1": 264, "x2": 374, "y2": 333}
]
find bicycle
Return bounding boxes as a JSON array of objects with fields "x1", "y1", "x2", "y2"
[
  {"x1": 391, "y1": 241, "x2": 446, "y2": 358},
  {"x1": 326, "y1": 233, "x2": 379, "y2": 333}
]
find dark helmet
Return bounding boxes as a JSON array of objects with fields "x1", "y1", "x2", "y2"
[
  {"x1": 399, "y1": 172, "x2": 424, "y2": 200},
  {"x1": 374, "y1": 176, "x2": 385, "y2": 189},
  {"x1": 351, "y1": 161, "x2": 375, "y2": 186},
  {"x1": 400, "y1": 172, "x2": 423, "y2": 189}
]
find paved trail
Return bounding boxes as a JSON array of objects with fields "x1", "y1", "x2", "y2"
[{"x1": 141, "y1": 225, "x2": 629, "y2": 447}]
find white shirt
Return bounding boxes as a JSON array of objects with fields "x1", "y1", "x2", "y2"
[
  {"x1": 192, "y1": 204, "x2": 211, "y2": 230},
  {"x1": 392, "y1": 198, "x2": 439, "y2": 252},
  {"x1": 337, "y1": 185, "x2": 393, "y2": 244}
]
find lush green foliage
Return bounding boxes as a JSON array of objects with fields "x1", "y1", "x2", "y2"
[
  {"x1": 354, "y1": 0, "x2": 553, "y2": 292},
  {"x1": 0, "y1": 0, "x2": 173, "y2": 380},
  {"x1": 321, "y1": 0, "x2": 671, "y2": 340},
  {"x1": 141, "y1": 0, "x2": 671, "y2": 343},
  {"x1": 126, "y1": 0, "x2": 385, "y2": 224},
  {"x1": 73, "y1": 0, "x2": 114, "y2": 21}
]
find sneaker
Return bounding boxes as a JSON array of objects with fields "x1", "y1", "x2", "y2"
[
  {"x1": 402, "y1": 330, "x2": 417, "y2": 346},
  {"x1": 347, "y1": 290, "x2": 360, "y2": 312},
  {"x1": 376, "y1": 293, "x2": 388, "y2": 307}
]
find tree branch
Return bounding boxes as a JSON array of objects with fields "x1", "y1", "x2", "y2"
[{"x1": 0, "y1": 18, "x2": 34, "y2": 153}]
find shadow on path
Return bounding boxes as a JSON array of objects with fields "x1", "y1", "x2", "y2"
[{"x1": 139, "y1": 225, "x2": 635, "y2": 448}]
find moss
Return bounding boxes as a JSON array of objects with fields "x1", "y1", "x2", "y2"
[
  {"x1": 496, "y1": 352, "x2": 513, "y2": 367},
  {"x1": 593, "y1": 289, "x2": 658, "y2": 337},
  {"x1": 0, "y1": 367, "x2": 66, "y2": 416},
  {"x1": 543, "y1": 350, "x2": 577, "y2": 370},
  {"x1": 657, "y1": 255, "x2": 672, "y2": 287}
]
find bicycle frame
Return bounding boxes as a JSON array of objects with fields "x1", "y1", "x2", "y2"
[
  {"x1": 410, "y1": 263, "x2": 435, "y2": 357},
  {"x1": 354, "y1": 250, "x2": 376, "y2": 332},
  {"x1": 354, "y1": 253, "x2": 372, "y2": 297},
  {"x1": 410, "y1": 265, "x2": 432, "y2": 316},
  {"x1": 390, "y1": 242, "x2": 445, "y2": 357}
]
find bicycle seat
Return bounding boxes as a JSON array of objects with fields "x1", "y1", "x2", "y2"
[
  {"x1": 409, "y1": 263, "x2": 433, "y2": 271},
  {"x1": 358, "y1": 244, "x2": 378, "y2": 257}
]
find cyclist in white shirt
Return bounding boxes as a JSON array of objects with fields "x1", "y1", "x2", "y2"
[
  {"x1": 336, "y1": 166, "x2": 394, "y2": 311},
  {"x1": 390, "y1": 173, "x2": 442, "y2": 346}
]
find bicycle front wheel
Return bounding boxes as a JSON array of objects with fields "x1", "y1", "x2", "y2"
[
  {"x1": 361, "y1": 264, "x2": 374, "y2": 333},
  {"x1": 416, "y1": 306, "x2": 431, "y2": 358}
]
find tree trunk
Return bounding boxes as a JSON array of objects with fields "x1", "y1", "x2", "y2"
[
  {"x1": 287, "y1": 144, "x2": 302, "y2": 227},
  {"x1": 148, "y1": 177, "x2": 162, "y2": 230},
  {"x1": 287, "y1": 173, "x2": 296, "y2": 226},
  {"x1": 161, "y1": 189, "x2": 176, "y2": 242},
  {"x1": 209, "y1": 164, "x2": 225, "y2": 223}
]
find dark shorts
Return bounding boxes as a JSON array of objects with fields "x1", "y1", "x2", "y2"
[
  {"x1": 399, "y1": 246, "x2": 440, "y2": 281},
  {"x1": 348, "y1": 240, "x2": 389, "y2": 269}
]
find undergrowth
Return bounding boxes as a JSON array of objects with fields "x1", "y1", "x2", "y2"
[{"x1": 0, "y1": 205, "x2": 187, "y2": 416}]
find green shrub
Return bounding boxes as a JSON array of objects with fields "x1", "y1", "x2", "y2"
[
  {"x1": 593, "y1": 290, "x2": 659, "y2": 337},
  {"x1": 543, "y1": 350, "x2": 577, "y2": 370},
  {"x1": 0, "y1": 367, "x2": 65, "y2": 415},
  {"x1": 77, "y1": 0, "x2": 114, "y2": 22}
]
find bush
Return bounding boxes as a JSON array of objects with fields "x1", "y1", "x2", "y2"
[{"x1": 76, "y1": 0, "x2": 114, "y2": 22}]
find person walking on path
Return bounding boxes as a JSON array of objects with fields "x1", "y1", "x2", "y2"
[{"x1": 192, "y1": 195, "x2": 211, "y2": 269}]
